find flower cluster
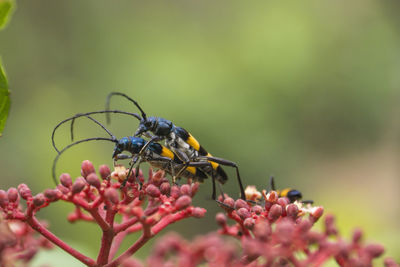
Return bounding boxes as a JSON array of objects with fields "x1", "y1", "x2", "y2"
[
  {"x1": 143, "y1": 187, "x2": 399, "y2": 267},
  {"x1": 0, "y1": 161, "x2": 205, "y2": 267}
]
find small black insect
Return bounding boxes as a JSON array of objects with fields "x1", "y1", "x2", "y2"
[
  {"x1": 105, "y1": 92, "x2": 245, "y2": 200},
  {"x1": 52, "y1": 114, "x2": 223, "y2": 199}
]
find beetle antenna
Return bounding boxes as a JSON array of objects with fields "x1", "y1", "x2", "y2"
[
  {"x1": 269, "y1": 175, "x2": 276, "y2": 191},
  {"x1": 52, "y1": 137, "x2": 117, "y2": 186},
  {"x1": 105, "y1": 92, "x2": 147, "y2": 123},
  {"x1": 52, "y1": 110, "x2": 140, "y2": 153},
  {"x1": 70, "y1": 114, "x2": 116, "y2": 142}
]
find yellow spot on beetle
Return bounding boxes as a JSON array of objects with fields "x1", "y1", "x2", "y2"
[
  {"x1": 161, "y1": 146, "x2": 175, "y2": 159},
  {"x1": 186, "y1": 134, "x2": 200, "y2": 151},
  {"x1": 206, "y1": 153, "x2": 219, "y2": 170}
]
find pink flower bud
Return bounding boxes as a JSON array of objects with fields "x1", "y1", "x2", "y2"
[
  {"x1": 311, "y1": 206, "x2": 324, "y2": 222},
  {"x1": 81, "y1": 160, "x2": 95, "y2": 178},
  {"x1": 71, "y1": 177, "x2": 86, "y2": 194},
  {"x1": 191, "y1": 183, "x2": 199, "y2": 195},
  {"x1": 99, "y1": 165, "x2": 111, "y2": 180},
  {"x1": 286, "y1": 204, "x2": 299, "y2": 220},
  {"x1": 237, "y1": 208, "x2": 251, "y2": 220},
  {"x1": 86, "y1": 173, "x2": 101, "y2": 188},
  {"x1": 170, "y1": 185, "x2": 181, "y2": 199},
  {"x1": 277, "y1": 197, "x2": 289, "y2": 208},
  {"x1": 298, "y1": 219, "x2": 312, "y2": 233},
  {"x1": 253, "y1": 221, "x2": 271, "y2": 241},
  {"x1": 33, "y1": 193, "x2": 46, "y2": 207},
  {"x1": 223, "y1": 197, "x2": 235, "y2": 208},
  {"x1": 251, "y1": 205, "x2": 263, "y2": 215},
  {"x1": 192, "y1": 207, "x2": 206, "y2": 218},
  {"x1": 0, "y1": 190, "x2": 8, "y2": 207},
  {"x1": 18, "y1": 184, "x2": 32, "y2": 200},
  {"x1": 234, "y1": 199, "x2": 248, "y2": 210},
  {"x1": 180, "y1": 184, "x2": 191, "y2": 196},
  {"x1": 175, "y1": 195, "x2": 192, "y2": 210},
  {"x1": 57, "y1": 184, "x2": 70, "y2": 194},
  {"x1": 160, "y1": 182, "x2": 170, "y2": 195},
  {"x1": 7, "y1": 188, "x2": 18, "y2": 203},
  {"x1": 244, "y1": 218, "x2": 255, "y2": 229},
  {"x1": 60, "y1": 173, "x2": 72, "y2": 187},
  {"x1": 275, "y1": 219, "x2": 295, "y2": 245},
  {"x1": 216, "y1": 213, "x2": 227, "y2": 226},
  {"x1": 384, "y1": 258, "x2": 399, "y2": 267},
  {"x1": 268, "y1": 204, "x2": 282, "y2": 221},
  {"x1": 352, "y1": 228, "x2": 363, "y2": 244},
  {"x1": 105, "y1": 188, "x2": 119, "y2": 204},
  {"x1": 44, "y1": 189, "x2": 60, "y2": 201},
  {"x1": 365, "y1": 243, "x2": 385, "y2": 258},
  {"x1": 146, "y1": 184, "x2": 161, "y2": 198}
]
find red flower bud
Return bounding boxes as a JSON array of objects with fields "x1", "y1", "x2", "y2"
[
  {"x1": 60, "y1": 173, "x2": 72, "y2": 188},
  {"x1": 160, "y1": 182, "x2": 170, "y2": 195},
  {"x1": 311, "y1": 206, "x2": 324, "y2": 222},
  {"x1": 175, "y1": 195, "x2": 192, "y2": 210},
  {"x1": 7, "y1": 188, "x2": 19, "y2": 203},
  {"x1": 234, "y1": 199, "x2": 248, "y2": 210},
  {"x1": 105, "y1": 188, "x2": 119, "y2": 204},
  {"x1": 192, "y1": 207, "x2": 206, "y2": 218},
  {"x1": 223, "y1": 197, "x2": 235, "y2": 208},
  {"x1": 86, "y1": 173, "x2": 101, "y2": 188},
  {"x1": 251, "y1": 205, "x2": 263, "y2": 215},
  {"x1": 352, "y1": 228, "x2": 363, "y2": 244},
  {"x1": 170, "y1": 185, "x2": 181, "y2": 199},
  {"x1": 99, "y1": 165, "x2": 111, "y2": 180},
  {"x1": 81, "y1": 160, "x2": 95, "y2": 178},
  {"x1": 237, "y1": 208, "x2": 251, "y2": 220},
  {"x1": 253, "y1": 221, "x2": 271, "y2": 241},
  {"x1": 384, "y1": 258, "x2": 399, "y2": 267},
  {"x1": 0, "y1": 190, "x2": 8, "y2": 207},
  {"x1": 57, "y1": 184, "x2": 70, "y2": 194},
  {"x1": 180, "y1": 184, "x2": 191, "y2": 196},
  {"x1": 44, "y1": 189, "x2": 60, "y2": 201},
  {"x1": 244, "y1": 218, "x2": 255, "y2": 229},
  {"x1": 33, "y1": 193, "x2": 46, "y2": 207},
  {"x1": 71, "y1": 177, "x2": 86, "y2": 194},
  {"x1": 191, "y1": 183, "x2": 199, "y2": 195},
  {"x1": 268, "y1": 204, "x2": 282, "y2": 221},
  {"x1": 18, "y1": 184, "x2": 32, "y2": 200},
  {"x1": 365, "y1": 243, "x2": 385, "y2": 258},
  {"x1": 286, "y1": 204, "x2": 299, "y2": 220},
  {"x1": 216, "y1": 213, "x2": 227, "y2": 226},
  {"x1": 146, "y1": 184, "x2": 161, "y2": 198}
]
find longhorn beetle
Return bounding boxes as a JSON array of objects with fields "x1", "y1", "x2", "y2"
[
  {"x1": 52, "y1": 114, "x2": 224, "y2": 199},
  {"x1": 269, "y1": 176, "x2": 313, "y2": 204},
  {"x1": 105, "y1": 92, "x2": 245, "y2": 200}
]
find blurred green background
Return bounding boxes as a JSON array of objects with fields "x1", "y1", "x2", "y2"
[{"x1": 0, "y1": 0, "x2": 399, "y2": 265}]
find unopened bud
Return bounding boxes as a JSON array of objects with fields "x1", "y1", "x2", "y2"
[
  {"x1": 160, "y1": 182, "x2": 170, "y2": 195},
  {"x1": 99, "y1": 165, "x2": 111, "y2": 180},
  {"x1": 44, "y1": 189, "x2": 60, "y2": 201},
  {"x1": 192, "y1": 207, "x2": 206, "y2": 218},
  {"x1": 180, "y1": 184, "x2": 191, "y2": 196},
  {"x1": 311, "y1": 206, "x2": 324, "y2": 222},
  {"x1": 33, "y1": 193, "x2": 46, "y2": 207},
  {"x1": 170, "y1": 185, "x2": 181, "y2": 199},
  {"x1": 286, "y1": 204, "x2": 299, "y2": 220},
  {"x1": 7, "y1": 188, "x2": 18, "y2": 203},
  {"x1": 0, "y1": 190, "x2": 8, "y2": 207},
  {"x1": 268, "y1": 204, "x2": 282, "y2": 221},
  {"x1": 71, "y1": 177, "x2": 86, "y2": 194},
  {"x1": 146, "y1": 184, "x2": 161, "y2": 198},
  {"x1": 18, "y1": 184, "x2": 32, "y2": 200},
  {"x1": 86, "y1": 173, "x2": 101, "y2": 188},
  {"x1": 223, "y1": 197, "x2": 235, "y2": 208},
  {"x1": 216, "y1": 213, "x2": 227, "y2": 226},
  {"x1": 175, "y1": 195, "x2": 192, "y2": 210},
  {"x1": 352, "y1": 228, "x2": 363, "y2": 244},
  {"x1": 365, "y1": 243, "x2": 385, "y2": 258},
  {"x1": 251, "y1": 205, "x2": 263, "y2": 215},
  {"x1": 234, "y1": 199, "x2": 248, "y2": 210},
  {"x1": 81, "y1": 160, "x2": 95, "y2": 178},
  {"x1": 191, "y1": 183, "x2": 199, "y2": 195},
  {"x1": 60, "y1": 173, "x2": 72, "y2": 187},
  {"x1": 243, "y1": 218, "x2": 255, "y2": 229},
  {"x1": 104, "y1": 188, "x2": 119, "y2": 204},
  {"x1": 237, "y1": 208, "x2": 251, "y2": 220}
]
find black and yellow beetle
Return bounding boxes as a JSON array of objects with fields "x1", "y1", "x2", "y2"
[
  {"x1": 105, "y1": 92, "x2": 245, "y2": 200},
  {"x1": 270, "y1": 176, "x2": 313, "y2": 204}
]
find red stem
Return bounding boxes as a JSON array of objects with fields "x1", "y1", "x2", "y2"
[{"x1": 26, "y1": 216, "x2": 96, "y2": 266}]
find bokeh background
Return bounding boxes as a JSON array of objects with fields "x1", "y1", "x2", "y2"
[{"x1": 0, "y1": 0, "x2": 399, "y2": 265}]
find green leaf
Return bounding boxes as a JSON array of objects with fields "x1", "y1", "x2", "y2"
[
  {"x1": 0, "y1": 0, "x2": 13, "y2": 30},
  {"x1": 0, "y1": 63, "x2": 10, "y2": 137}
]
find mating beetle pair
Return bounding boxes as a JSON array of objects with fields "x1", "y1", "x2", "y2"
[{"x1": 52, "y1": 93, "x2": 245, "y2": 200}]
